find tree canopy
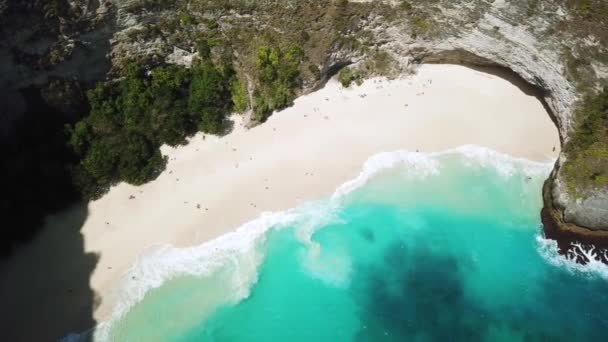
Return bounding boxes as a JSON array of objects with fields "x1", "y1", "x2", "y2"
[
  {"x1": 68, "y1": 60, "x2": 236, "y2": 199},
  {"x1": 253, "y1": 44, "x2": 303, "y2": 122}
]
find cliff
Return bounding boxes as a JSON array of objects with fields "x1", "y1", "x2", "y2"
[{"x1": 1, "y1": 0, "x2": 607, "y2": 262}]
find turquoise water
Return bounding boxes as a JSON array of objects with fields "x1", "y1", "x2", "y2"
[{"x1": 100, "y1": 148, "x2": 608, "y2": 342}]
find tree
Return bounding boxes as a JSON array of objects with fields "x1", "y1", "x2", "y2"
[
  {"x1": 253, "y1": 44, "x2": 303, "y2": 121},
  {"x1": 231, "y1": 79, "x2": 249, "y2": 113},
  {"x1": 189, "y1": 62, "x2": 231, "y2": 134},
  {"x1": 68, "y1": 60, "x2": 234, "y2": 199}
]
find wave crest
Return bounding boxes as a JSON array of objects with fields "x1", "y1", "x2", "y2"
[{"x1": 333, "y1": 145, "x2": 553, "y2": 200}]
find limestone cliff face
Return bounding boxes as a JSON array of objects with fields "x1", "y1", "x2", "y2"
[
  {"x1": 1, "y1": 0, "x2": 607, "y2": 261},
  {"x1": 381, "y1": 1, "x2": 577, "y2": 133},
  {"x1": 348, "y1": 0, "x2": 608, "y2": 262}
]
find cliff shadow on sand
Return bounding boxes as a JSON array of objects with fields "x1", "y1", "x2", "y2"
[
  {"x1": 0, "y1": 202, "x2": 98, "y2": 341},
  {"x1": 0, "y1": 83, "x2": 100, "y2": 340}
]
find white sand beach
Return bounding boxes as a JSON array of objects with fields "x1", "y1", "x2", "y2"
[{"x1": 0, "y1": 64, "x2": 561, "y2": 339}]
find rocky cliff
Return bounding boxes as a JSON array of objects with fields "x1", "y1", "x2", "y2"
[{"x1": 1, "y1": 0, "x2": 607, "y2": 262}]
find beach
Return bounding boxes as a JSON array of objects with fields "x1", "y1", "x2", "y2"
[{"x1": 0, "y1": 64, "x2": 560, "y2": 340}]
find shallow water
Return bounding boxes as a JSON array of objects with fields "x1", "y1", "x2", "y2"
[{"x1": 99, "y1": 148, "x2": 608, "y2": 342}]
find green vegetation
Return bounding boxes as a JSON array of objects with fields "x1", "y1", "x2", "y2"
[
  {"x1": 357, "y1": 50, "x2": 398, "y2": 79},
  {"x1": 252, "y1": 45, "x2": 303, "y2": 122},
  {"x1": 409, "y1": 15, "x2": 432, "y2": 37},
  {"x1": 231, "y1": 79, "x2": 249, "y2": 113},
  {"x1": 563, "y1": 87, "x2": 608, "y2": 194},
  {"x1": 577, "y1": 0, "x2": 593, "y2": 16},
  {"x1": 527, "y1": 0, "x2": 539, "y2": 17},
  {"x1": 189, "y1": 62, "x2": 233, "y2": 134},
  {"x1": 338, "y1": 67, "x2": 361, "y2": 88},
  {"x1": 67, "y1": 60, "x2": 237, "y2": 199},
  {"x1": 178, "y1": 12, "x2": 196, "y2": 26},
  {"x1": 337, "y1": 51, "x2": 397, "y2": 89},
  {"x1": 399, "y1": 0, "x2": 413, "y2": 12}
]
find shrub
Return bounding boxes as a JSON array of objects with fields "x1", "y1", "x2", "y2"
[
  {"x1": 562, "y1": 87, "x2": 608, "y2": 195},
  {"x1": 252, "y1": 44, "x2": 303, "y2": 121},
  {"x1": 231, "y1": 78, "x2": 249, "y2": 113},
  {"x1": 338, "y1": 67, "x2": 357, "y2": 88}
]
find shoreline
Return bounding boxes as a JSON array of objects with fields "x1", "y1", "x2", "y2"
[
  {"x1": 0, "y1": 64, "x2": 561, "y2": 340},
  {"x1": 97, "y1": 145, "x2": 558, "y2": 341}
]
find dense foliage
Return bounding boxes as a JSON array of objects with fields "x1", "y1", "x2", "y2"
[
  {"x1": 338, "y1": 67, "x2": 357, "y2": 88},
  {"x1": 231, "y1": 79, "x2": 249, "y2": 113},
  {"x1": 337, "y1": 66, "x2": 369, "y2": 88},
  {"x1": 253, "y1": 45, "x2": 303, "y2": 122},
  {"x1": 68, "y1": 61, "x2": 235, "y2": 200},
  {"x1": 563, "y1": 87, "x2": 608, "y2": 194}
]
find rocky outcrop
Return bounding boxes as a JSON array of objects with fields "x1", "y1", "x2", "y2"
[
  {"x1": 552, "y1": 171, "x2": 608, "y2": 230},
  {"x1": 542, "y1": 162, "x2": 608, "y2": 264}
]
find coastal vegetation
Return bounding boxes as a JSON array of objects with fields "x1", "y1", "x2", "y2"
[
  {"x1": 563, "y1": 87, "x2": 608, "y2": 195},
  {"x1": 231, "y1": 79, "x2": 249, "y2": 113},
  {"x1": 67, "y1": 59, "x2": 236, "y2": 200},
  {"x1": 63, "y1": 40, "x2": 305, "y2": 202},
  {"x1": 338, "y1": 67, "x2": 359, "y2": 88},
  {"x1": 252, "y1": 45, "x2": 304, "y2": 122}
]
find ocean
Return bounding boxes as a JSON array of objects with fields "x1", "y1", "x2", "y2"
[{"x1": 87, "y1": 146, "x2": 608, "y2": 341}]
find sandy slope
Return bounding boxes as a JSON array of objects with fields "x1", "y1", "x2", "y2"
[{"x1": 0, "y1": 64, "x2": 560, "y2": 340}]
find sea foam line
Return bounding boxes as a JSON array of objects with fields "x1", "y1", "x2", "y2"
[
  {"x1": 89, "y1": 210, "x2": 298, "y2": 341},
  {"x1": 66, "y1": 145, "x2": 559, "y2": 341},
  {"x1": 332, "y1": 145, "x2": 554, "y2": 201}
]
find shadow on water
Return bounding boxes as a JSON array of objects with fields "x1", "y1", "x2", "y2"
[
  {"x1": 352, "y1": 237, "x2": 608, "y2": 341},
  {"x1": 352, "y1": 241, "x2": 481, "y2": 341}
]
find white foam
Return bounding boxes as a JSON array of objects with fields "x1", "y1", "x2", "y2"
[
  {"x1": 447, "y1": 145, "x2": 555, "y2": 177},
  {"x1": 536, "y1": 234, "x2": 608, "y2": 281},
  {"x1": 332, "y1": 150, "x2": 440, "y2": 200},
  {"x1": 332, "y1": 145, "x2": 554, "y2": 201},
  {"x1": 90, "y1": 210, "x2": 299, "y2": 341},
  {"x1": 68, "y1": 145, "x2": 559, "y2": 341}
]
